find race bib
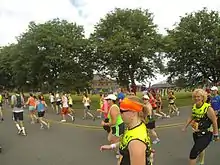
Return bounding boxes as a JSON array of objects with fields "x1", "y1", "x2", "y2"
[{"x1": 191, "y1": 120, "x2": 199, "y2": 131}]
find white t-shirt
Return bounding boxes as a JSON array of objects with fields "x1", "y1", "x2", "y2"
[
  {"x1": 83, "y1": 97, "x2": 90, "y2": 106},
  {"x1": 50, "y1": 95, "x2": 55, "y2": 103},
  {"x1": 56, "y1": 93, "x2": 61, "y2": 102},
  {"x1": 62, "y1": 96, "x2": 68, "y2": 108}
]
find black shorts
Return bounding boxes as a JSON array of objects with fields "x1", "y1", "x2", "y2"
[
  {"x1": 146, "y1": 121, "x2": 156, "y2": 129},
  {"x1": 38, "y1": 111, "x2": 45, "y2": 118},
  {"x1": 13, "y1": 112, "x2": 23, "y2": 121},
  {"x1": 190, "y1": 131, "x2": 212, "y2": 159},
  {"x1": 56, "y1": 101, "x2": 61, "y2": 105},
  {"x1": 112, "y1": 123, "x2": 125, "y2": 137}
]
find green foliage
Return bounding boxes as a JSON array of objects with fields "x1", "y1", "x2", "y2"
[
  {"x1": 0, "y1": 18, "x2": 95, "y2": 91},
  {"x1": 91, "y1": 8, "x2": 164, "y2": 87},
  {"x1": 165, "y1": 8, "x2": 220, "y2": 84}
]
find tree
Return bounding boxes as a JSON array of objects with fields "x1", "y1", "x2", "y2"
[
  {"x1": 91, "y1": 8, "x2": 163, "y2": 89},
  {"x1": 1, "y1": 19, "x2": 95, "y2": 91},
  {"x1": 165, "y1": 8, "x2": 220, "y2": 84}
]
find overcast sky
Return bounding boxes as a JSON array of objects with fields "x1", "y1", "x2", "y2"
[{"x1": 0, "y1": 0, "x2": 220, "y2": 84}]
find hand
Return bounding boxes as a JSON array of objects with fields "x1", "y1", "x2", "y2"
[
  {"x1": 100, "y1": 145, "x2": 112, "y2": 151},
  {"x1": 101, "y1": 121, "x2": 105, "y2": 126},
  {"x1": 182, "y1": 127, "x2": 186, "y2": 132}
]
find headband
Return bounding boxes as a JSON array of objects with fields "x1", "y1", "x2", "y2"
[{"x1": 120, "y1": 98, "x2": 143, "y2": 112}]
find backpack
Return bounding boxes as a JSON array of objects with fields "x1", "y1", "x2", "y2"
[{"x1": 15, "y1": 95, "x2": 22, "y2": 108}]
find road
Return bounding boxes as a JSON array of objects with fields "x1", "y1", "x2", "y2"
[{"x1": 0, "y1": 106, "x2": 219, "y2": 165}]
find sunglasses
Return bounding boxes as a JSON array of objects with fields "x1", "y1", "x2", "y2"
[{"x1": 120, "y1": 109, "x2": 130, "y2": 114}]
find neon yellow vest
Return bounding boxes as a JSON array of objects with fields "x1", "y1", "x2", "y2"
[{"x1": 119, "y1": 123, "x2": 152, "y2": 165}]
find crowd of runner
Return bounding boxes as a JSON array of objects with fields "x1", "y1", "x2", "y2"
[{"x1": 0, "y1": 86, "x2": 219, "y2": 165}]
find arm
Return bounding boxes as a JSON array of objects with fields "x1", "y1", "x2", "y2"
[
  {"x1": 183, "y1": 115, "x2": 193, "y2": 130},
  {"x1": 207, "y1": 107, "x2": 218, "y2": 135},
  {"x1": 128, "y1": 140, "x2": 146, "y2": 165},
  {"x1": 26, "y1": 98, "x2": 30, "y2": 105}
]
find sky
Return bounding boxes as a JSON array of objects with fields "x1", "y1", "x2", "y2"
[{"x1": 0, "y1": 0, "x2": 220, "y2": 84}]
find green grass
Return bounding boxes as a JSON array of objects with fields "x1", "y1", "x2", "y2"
[{"x1": 36, "y1": 91, "x2": 193, "y2": 111}]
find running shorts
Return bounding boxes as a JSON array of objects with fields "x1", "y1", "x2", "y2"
[
  {"x1": 29, "y1": 106, "x2": 35, "y2": 111},
  {"x1": 13, "y1": 112, "x2": 23, "y2": 121},
  {"x1": 38, "y1": 111, "x2": 45, "y2": 118},
  {"x1": 146, "y1": 121, "x2": 156, "y2": 129},
  {"x1": 61, "y1": 107, "x2": 69, "y2": 115},
  {"x1": 111, "y1": 123, "x2": 125, "y2": 137}
]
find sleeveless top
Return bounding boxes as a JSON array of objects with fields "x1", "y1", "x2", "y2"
[
  {"x1": 119, "y1": 123, "x2": 152, "y2": 165},
  {"x1": 191, "y1": 103, "x2": 212, "y2": 131},
  {"x1": 107, "y1": 104, "x2": 123, "y2": 127}
]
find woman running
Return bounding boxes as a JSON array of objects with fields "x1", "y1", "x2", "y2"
[
  {"x1": 155, "y1": 93, "x2": 168, "y2": 118},
  {"x1": 100, "y1": 96, "x2": 153, "y2": 165},
  {"x1": 148, "y1": 93, "x2": 162, "y2": 118},
  {"x1": 82, "y1": 93, "x2": 95, "y2": 121},
  {"x1": 36, "y1": 95, "x2": 50, "y2": 129},
  {"x1": 101, "y1": 94, "x2": 124, "y2": 159},
  {"x1": 143, "y1": 95, "x2": 160, "y2": 144},
  {"x1": 26, "y1": 93, "x2": 37, "y2": 124},
  {"x1": 182, "y1": 89, "x2": 219, "y2": 165},
  {"x1": 167, "y1": 91, "x2": 179, "y2": 117}
]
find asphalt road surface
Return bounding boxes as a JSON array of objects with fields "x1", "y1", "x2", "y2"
[{"x1": 0, "y1": 106, "x2": 219, "y2": 165}]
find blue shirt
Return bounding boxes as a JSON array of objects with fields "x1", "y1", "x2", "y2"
[
  {"x1": 211, "y1": 95, "x2": 220, "y2": 111},
  {"x1": 117, "y1": 92, "x2": 125, "y2": 102}
]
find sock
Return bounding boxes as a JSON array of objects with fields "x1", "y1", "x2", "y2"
[
  {"x1": 21, "y1": 127, "x2": 26, "y2": 134},
  {"x1": 16, "y1": 124, "x2": 21, "y2": 130}
]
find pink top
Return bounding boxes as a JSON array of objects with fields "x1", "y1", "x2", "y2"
[{"x1": 102, "y1": 100, "x2": 109, "y2": 118}]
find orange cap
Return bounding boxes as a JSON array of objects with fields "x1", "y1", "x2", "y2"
[{"x1": 120, "y1": 98, "x2": 143, "y2": 112}]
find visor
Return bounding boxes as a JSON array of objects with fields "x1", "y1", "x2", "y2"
[{"x1": 120, "y1": 98, "x2": 143, "y2": 112}]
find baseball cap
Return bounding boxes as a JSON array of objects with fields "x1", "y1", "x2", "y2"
[
  {"x1": 104, "y1": 94, "x2": 117, "y2": 101},
  {"x1": 211, "y1": 86, "x2": 218, "y2": 91},
  {"x1": 143, "y1": 95, "x2": 149, "y2": 100}
]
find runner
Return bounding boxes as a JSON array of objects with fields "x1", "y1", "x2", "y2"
[
  {"x1": 100, "y1": 96, "x2": 153, "y2": 165},
  {"x1": 11, "y1": 89, "x2": 26, "y2": 136},
  {"x1": 82, "y1": 93, "x2": 95, "y2": 121},
  {"x1": 155, "y1": 93, "x2": 168, "y2": 118},
  {"x1": 26, "y1": 93, "x2": 37, "y2": 124},
  {"x1": 60, "y1": 93, "x2": 75, "y2": 122},
  {"x1": 49, "y1": 92, "x2": 55, "y2": 112},
  {"x1": 182, "y1": 89, "x2": 219, "y2": 165},
  {"x1": 148, "y1": 93, "x2": 163, "y2": 118},
  {"x1": 210, "y1": 86, "x2": 220, "y2": 130},
  {"x1": 167, "y1": 91, "x2": 179, "y2": 117},
  {"x1": 143, "y1": 95, "x2": 160, "y2": 144},
  {"x1": 55, "y1": 92, "x2": 62, "y2": 114},
  {"x1": 101, "y1": 94, "x2": 124, "y2": 158},
  {"x1": 67, "y1": 93, "x2": 75, "y2": 119},
  {"x1": 0, "y1": 92, "x2": 4, "y2": 121},
  {"x1": 36, "y1": 95, "x2": 50, "y2": 129},
  {"x1": 97, "y1": 93, "x2": 104, "y2": 119}
]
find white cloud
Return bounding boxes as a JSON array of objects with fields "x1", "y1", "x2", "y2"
[{"x1": 0, "y1": 0, "x2": 220, "y2": 83}]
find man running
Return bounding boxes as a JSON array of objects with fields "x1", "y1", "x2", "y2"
[{"x1": 11, "y1": 89, "x2": 26, "y2": 136}]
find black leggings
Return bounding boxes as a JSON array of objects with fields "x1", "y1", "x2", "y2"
[{"x1": 189, "y1": 131, "x2": 212, "y2": 159}]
